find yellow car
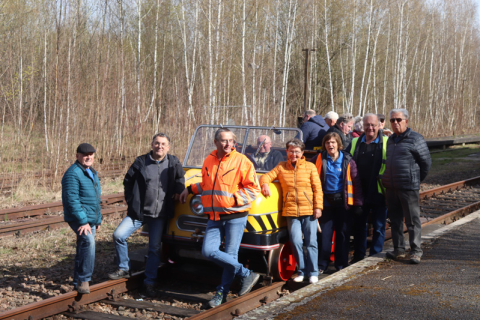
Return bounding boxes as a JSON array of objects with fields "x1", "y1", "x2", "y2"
[{"x1": 154, "y1": 125, "x2": 307, "y2": 282}]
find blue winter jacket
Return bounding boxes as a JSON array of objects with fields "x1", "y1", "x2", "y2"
[
  {"x1": 300, "y1": 115, "x2": 328, "y2": 150},
  {"x1": 62, "y1": 161, "x2": 102, "y2": 226}
]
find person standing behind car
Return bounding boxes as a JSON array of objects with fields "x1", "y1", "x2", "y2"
[
  {"x1": 260, "y1": 139, "x2": 323, "y2": 284},
  {"x1": 179, "y1": 128, "x2": 261, "y2": 308},
  {"x1": 310, "y1": 133, "x2": 363, "y2": 273},
  {"x1": 326, "y1": 113, "x2": 354, "y2": 149},
  {"x1": 382, "y1": 109, "x2": 431, "y2": 264},
  {"x1": 347, "y1": 114, "x2": 388, "y2": 264},
  {"x1": 62, "y1": 143, "x2": 101, "y2": 294},
  {"x1": 108, "y1": 133, "x2": 185, "y2": 298},
  {"x1": 299, "y1": 109, "x2": 328, "y2": 150}
]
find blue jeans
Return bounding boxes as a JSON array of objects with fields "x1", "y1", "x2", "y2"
[
  {"x1": 143, "y1": 216, "x2": 167, "y2": 285},
  {"x1": 287, "y1": 216, "x2": 318, "y2": 277},
  {"x1": 202, "y1": 216, "x2": 250, "y2": 295},
  {"x1": 353, "y1": 203, "x2": 387, "y2": 259},
  {"x1": 318, "y1": 206, "x2": 352, "y2": 271},
  {"x1": 68, "y1": 222, "x2": 96, "y2": 288},
  {"x1": 112, "y1": 216, "x2": 143, "y2": 271}
]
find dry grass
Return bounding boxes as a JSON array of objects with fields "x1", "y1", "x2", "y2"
[{"x1": 0, "y1": 175, "x2": 124, "y2": 210}]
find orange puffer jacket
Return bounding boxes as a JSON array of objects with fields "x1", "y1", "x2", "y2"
[
  {"x1": 191, "y1": 148, "x2": 261, "y2": 221},
  {"x1": 259, "y1": 157, "x2": 323, "y2": 217}
]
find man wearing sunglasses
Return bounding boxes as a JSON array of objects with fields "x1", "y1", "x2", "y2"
[{"x1": 381, "y1": 109, "x2": 431, "y2": 264}]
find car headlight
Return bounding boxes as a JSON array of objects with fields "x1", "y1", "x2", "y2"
[{"x1": 190, "y1": 195, "x2": 204, "y2": 216}]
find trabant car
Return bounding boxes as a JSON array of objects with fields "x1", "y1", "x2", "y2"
[{"x1": 153, "y1": 125, "x2": 315, "y2": 281}]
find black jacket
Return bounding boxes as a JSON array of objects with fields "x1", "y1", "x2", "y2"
[
  {"x1": 124, "y1": 153, "x2": 185, "y2": 220},
  {"x1": 347, "y1": 131, "x2": 386, "y2": 205},
  {"x1": 381, "y1": 128, "x2": 431, "y2": 191},
  {"x1": 326, "y1": 124, "x2": 352, "y2": 150}
]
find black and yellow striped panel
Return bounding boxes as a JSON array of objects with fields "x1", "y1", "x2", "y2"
[{"x1": 245, "y1": 212, "x2": 281, "y2": 235}]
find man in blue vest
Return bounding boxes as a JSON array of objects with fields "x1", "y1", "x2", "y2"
[
  {"x1": 62, "y1": 143, "x2": 102, "y2": 294},
  {"x1": 348, "y1": 114, "x2": 388, "y2": 263}
]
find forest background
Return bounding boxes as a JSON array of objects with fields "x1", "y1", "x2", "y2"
[{"x1": 1, "y1": 0, "x2": 479, "y2": 174}]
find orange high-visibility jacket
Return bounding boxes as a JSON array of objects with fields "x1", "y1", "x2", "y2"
[
  {"x1": 260, "y1": 157, "x2": 323, "y2": 217},
  {"x1": 191, "y1": 149, "x2": 260, "y2": 221}
]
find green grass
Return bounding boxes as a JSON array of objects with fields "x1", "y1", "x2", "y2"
[{"x1": 430, "y1": 144, "x2": 480, "y2": 160}]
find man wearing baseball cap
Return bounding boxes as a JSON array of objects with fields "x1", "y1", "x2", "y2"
[{"x1": 62, "y1": 143, "x2": 101, "y2": 294}]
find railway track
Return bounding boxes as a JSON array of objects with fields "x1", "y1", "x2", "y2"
[
  {"x1": 1, "y1": 177, "x2": 480, "y2": 319},
  {"x1": 0, "y1": 194, "x2": 126, "y2": 238}
]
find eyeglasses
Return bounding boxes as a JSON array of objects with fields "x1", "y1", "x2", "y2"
[
  {"x1": 389, "y1": 118, "x2": 405, "y2": 123},
  {"x1": 287, "y1": 150, "x2": 303, "y2": 155}
]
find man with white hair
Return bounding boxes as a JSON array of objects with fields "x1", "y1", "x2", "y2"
[
  {"x1": 382, "y1": 108, "x2": 431, "y2": 264},
  {"x1": 299, "y1": 109, "x2": 328, "y2": 150},
  {"x1": 326, "y1": 113, "x2": 354, "y2": 149},
  {"x1": 324, "y1": 111, "x2": 339, "y2": 127},
  {"x1": 348, "y1": 114, "x2": 388, "y2": 263}
]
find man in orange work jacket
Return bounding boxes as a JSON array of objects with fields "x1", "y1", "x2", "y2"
[{"x1": 180, "y1": 128, "x2": 261, "y2": 308}]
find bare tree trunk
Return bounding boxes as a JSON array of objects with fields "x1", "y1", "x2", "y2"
[
  {"x1": 358, "y1": 0, "x2": 373, "y2": 116},
  {"x1": 324, "y1": 0, "x2": 334, "y2": 111},
  {"x1": 136, "y1": 0, "x2": 142, "y2": 123},
  {"x1": 144, "y1": 0, "x2": 160, "y2": 122},
  {"x1": 43, "y1": 31, "x2": 49, "y2": 153},
  {"x1": 241, "y1": 0, "x2": 247, "y2": 124}
]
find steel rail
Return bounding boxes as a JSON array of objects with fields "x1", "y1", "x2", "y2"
[
  {"x1": 0, "y1": 206, "x2": 127, "y2": 238},
  {"x1": 419, "y1": 176, "x2": 480, "y2": 199},
  {"x1": 0, "y1": 193, "x2": 125, "y2": 221},
  {"x1": 0, "y1": 273, "x2": 144, "y2": 320},
  {"x1": 187, "y1": 281, "x2": 285, "y2": 320}
]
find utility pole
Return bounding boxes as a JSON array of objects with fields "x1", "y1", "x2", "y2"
[{"x1": 303, "y1": 48, "x2": 316, "y2": 113}]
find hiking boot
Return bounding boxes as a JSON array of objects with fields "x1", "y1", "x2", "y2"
[
  {"x1": 108, "y1": 269, "x2": 130, "y2": 280},
  {"x1": 238, "y1": 272, "x2": 260, "y2": 296},
  {"x1": 385, "y1": 251, "x2": 406, "y2": 260},
  {"x1": 77, "y1": 282, "x2": 90, "y2": 294},
  {"x1": 141, "y1": 283, "x2": 156, "y2": 298},
  {"x1": 208, "y1": 291, "x2": 226, "y2": 308},
  {"x1": 410, "y1": 254, "x2": 421, "y2": 264}
]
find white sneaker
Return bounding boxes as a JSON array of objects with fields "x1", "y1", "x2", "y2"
[
  {"x1": 293, "y1": 275, "x2": 304, "y2": 282},
  {"x1": 309, "y1": 276, "x2": 318, "y2": 284}
]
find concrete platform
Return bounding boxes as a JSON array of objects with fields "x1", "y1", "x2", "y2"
[{"x1": 239, "y1": 211, "x2": 480, "y2": 319}]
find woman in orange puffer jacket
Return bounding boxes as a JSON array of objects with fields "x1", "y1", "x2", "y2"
[{"x1": 260, "y1": 138, "x2": 323, "y2": 284}]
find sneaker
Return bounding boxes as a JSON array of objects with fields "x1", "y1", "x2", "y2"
[
  {"x1": 318, "y1": 269, "x2": 324, "y2": 275},
  {"x1": 293, "y1": 275, "x2": 304, "y2": 282},
  {"x1": 77, "y1": 282, "x2": 90, "y2": 294},
  {"x1": 309, "y1": 276, "x2": 318, "y2": 284},
  {"x1": 208, "y1": 291, "x2": 226, "y2": 308},
  {"x1": 108, "y1": 269, "x2": 130, "y2": 280},
  {"x1": 238, "y1": 272, "x2": 260, "y2": 296},
  {"x1": 141, "y1": 284, "x2": 156, "y2": 298},
  {"x1": 410, "y1": 255, "x2": 421, "y2": 264},
  {"x1": 385, "y1": 251, "x2": 406, "y2": 260}
]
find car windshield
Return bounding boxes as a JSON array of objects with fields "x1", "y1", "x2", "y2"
[{"x1": 183, "y1": 126, "x2": 302, "y2": 172}]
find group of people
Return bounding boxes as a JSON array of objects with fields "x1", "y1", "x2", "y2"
[{"x1": 61, "y1": 107, "x2": 431, "y2": 309}]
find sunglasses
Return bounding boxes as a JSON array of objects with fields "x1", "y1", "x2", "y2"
[{"x1": 389, "y1": 118, "x2": 405, "y2": 123}]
